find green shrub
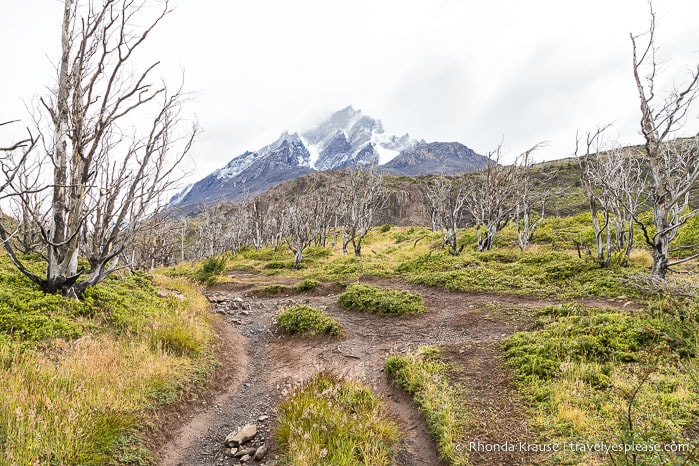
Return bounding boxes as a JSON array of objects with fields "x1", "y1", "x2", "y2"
[
  {"x1": 380, "y1": 224, "x2": 392, "y2": 233},
  {"x1": 261, "y1": 284, "x2": 287, "y2": 295},
  {"x1": 295, "y1": 278, "x2": 319, "y2": 293},
  {"x1": 264, "y1": 260, "x2": 294, "y2": 270},
  {"x1": 504, "y1": 305, "x2": 664, "y2": 385},
  {"x1": 193, "y1": 255, "x2": 227, "y2": 285},
  {"x1": 503, "y1": 302, "x2": 699, "y2": 463},
  {"x1": 276, "y1": 373, "x2": 401, "y2": 465},
  {"x1": 277, "y1": 305, "x2": 341, "y2": 337},
  {"x1": 338, "y1": 284, "x2": 425, "y2": 315},
  {"x1": 304, "y1": 246, "x2": 331, "y2": 259}
]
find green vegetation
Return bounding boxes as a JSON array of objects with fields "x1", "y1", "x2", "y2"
[
  {"x1": 276, "y1": 373, "x2": 401, "y2": 465},
  {"x1": 338, "y1": 284, "x2": 426, "y2": 315},
  {"x1": 0, "y1": 255, "x2": 214, "y2": 465},
  {"x1": 295, "y1": 278, "x2": 320, "y2": 293},
  {"x1": 261, "y1": 284, "x2": 289, "y2": 295},
  {"x1": 385, "y1": 347, "x2": 469, "y2": 466},
  {"x1": 277, "y1": 305, "x2": 342, "y2": 337},
  {"x1": 193, "y1": 254, "x2": 228, "y2": 285},
  {"x1": 503, "y1": 303, "x2": 699, "y2": 464},
  {"x1": 217, "y1": 217, "x2": 661, "y2": 299}
]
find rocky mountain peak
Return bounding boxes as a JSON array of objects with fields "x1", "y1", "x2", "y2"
[{"x1": 170, "y1": 107, "x2": 487, "y2": 209}]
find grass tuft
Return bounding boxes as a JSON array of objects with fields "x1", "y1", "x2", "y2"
[
  {"x1": 295, "y1": 278, "x2": 320, "y2": 293},
  {"x1": 276, "y1": 373, "x2": 401, "y2": 465}
]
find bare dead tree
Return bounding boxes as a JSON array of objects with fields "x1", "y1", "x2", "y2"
[
  {"x1": 420, "y1": 174, "x2": 467, "y2": 256},
  {"x1": 465, "y1": 145, "x2": 536, "y2": 252},
  {"x1": 0, "y1": 121, "x2": 38, "y2": 203},
  {"x1": 1, "y1": 0, "x2": 196, "y2": 297},
  {"x1": 515, "y1": 147, "x2": 549, "y2": 250},
  {"x1": 283, "y1": 195, "x2": 318, "y2": 268},
  {"x1": 310, "y1": 182, "x2": 339, "y2": 248},
  {"x1": 630, "y1": 2, "x2": 699, "y2": 279},
  {"x1": 1, "y1": 122, "x2": 39, "y2": 251},
  {"x1": 247, "y1": 198, "x2": 269, "y2": 250},
  {"x1": 577, "y1": 129, "x2": 615, "y2": 267},
  {"x1": 192, "y1": 203, "x2": 226, "y2": 260},
  {"x1": 338, "y1": 169, "x2": 385, "y2": 256},
  {"x1": 128, "y1": 214, "x2": 181, "y2": 269},
  {"x1": 577, "y1": 131, "x2": 648, "y2": 267},
  {"x1": 599, "y1": 146, "x2": 647, "y2": 266}
]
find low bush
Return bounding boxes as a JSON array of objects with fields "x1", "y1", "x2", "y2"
[
  {"x1": 294, "y1": 278, "x2": 319, "y2": 293},
  {"x1": 276, "y1": 373, "x2": 401, "y2": 465},
  {"x1": 338, "y1": 284, "x2": 425, "y2": 315},
  {"x1": 261, "y1": 284, "x2": 288, "y2": 295},
  {"x1": 277, "y1": 305, "x2": 341, "y2": 337},
  {"x1": 264, "y1": 260, "x2": 294, "y2": 270},
  {"x1": 193, "y1": 255, "x2": 227, "y2": 285}
]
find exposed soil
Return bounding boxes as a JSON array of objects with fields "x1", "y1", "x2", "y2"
[{"x1": 154, "y1": 275, "x2": 620, "y2": 466}]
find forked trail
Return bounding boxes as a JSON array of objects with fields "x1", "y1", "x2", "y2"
[{"x1": 155, "y1": 274, "x2": 620, "y2": 465}]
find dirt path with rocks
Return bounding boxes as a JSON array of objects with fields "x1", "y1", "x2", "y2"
[{"x1": 155, "y1": 274, "x2": 631, "y2": 466}]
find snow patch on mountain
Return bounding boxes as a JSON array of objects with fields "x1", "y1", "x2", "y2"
[
  {"x1": 169, "y1": 183, "x2": 193, "y2": 206},
  {"x1": 374, "y1": 144, "x2": 400, "y2": 165},
  {"x1": 300, "y1": 135, "x2": 321, "y2": 169},
  {"x1": 215, "y1": 151, "x2": 257, "y2": 180}
]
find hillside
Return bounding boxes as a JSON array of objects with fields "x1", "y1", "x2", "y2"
[{"x1": 156, "y1": 222, "x2": 699, "y2": 465}]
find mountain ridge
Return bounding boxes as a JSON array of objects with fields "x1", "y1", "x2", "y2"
[{"x1": 171, "y1": 106, "x2": 488, "y2": 208}]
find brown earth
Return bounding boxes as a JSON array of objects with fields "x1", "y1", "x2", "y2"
[{"x1": 152, "y1": 274, "x2": 626, "y2": 466}]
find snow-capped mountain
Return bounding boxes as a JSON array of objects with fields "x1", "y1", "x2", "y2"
[
  {"x1": 170, "y1": 106, "x2": 487, "y2": 208},
  {"x1": 300, "y1": 106, "x2": 413, "y2": 170}
]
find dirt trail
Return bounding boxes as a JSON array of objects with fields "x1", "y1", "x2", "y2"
[{"x1": 156, "y1": 276, "x2": 571, "y2": 465}]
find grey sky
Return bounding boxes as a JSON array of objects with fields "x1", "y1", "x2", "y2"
[{"x1": 2, "y1": 0, "x2": 698, "y2": 183}]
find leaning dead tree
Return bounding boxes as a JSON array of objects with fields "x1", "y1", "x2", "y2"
[
  {"x1": 1, "y1": 0, "x2": 196, "y2": 297},
  {"x1": 630, "y1": 2, "x2": 699, "y2": 279}
]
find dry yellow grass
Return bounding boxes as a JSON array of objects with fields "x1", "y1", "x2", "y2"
[{"x1": 0, "y1": 274, "x2": 215, "y2": 465}]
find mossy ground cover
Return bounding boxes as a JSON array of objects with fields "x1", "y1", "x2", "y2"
[
  {"x1": 275, "y1": 373, "x2": 401, "y2": 465},
  {"x1": 503, "y1": 302, "x2": 699, "y2": 464},
  {"x1": 0, "y1": 255, "x2": 215, "y2": 465}
]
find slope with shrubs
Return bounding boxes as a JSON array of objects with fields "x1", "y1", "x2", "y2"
[
  {"x1": 503, "y1": 302, "x2": 699, "y2": 464},
  {"x1": 0, "y1": 255, "x2": 215, "y2": 465},
  {"x1": 215, "y1": 218, "x2": 699, "y2": 464}
]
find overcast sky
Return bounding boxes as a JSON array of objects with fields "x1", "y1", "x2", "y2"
[{"x1": 2, "y1": 0, "x2": 698, "y2": 184}]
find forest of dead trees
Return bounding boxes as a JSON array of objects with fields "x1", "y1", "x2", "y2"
[{"x1": 0, "y1": 0, "x2": 698, "y2": 297}]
